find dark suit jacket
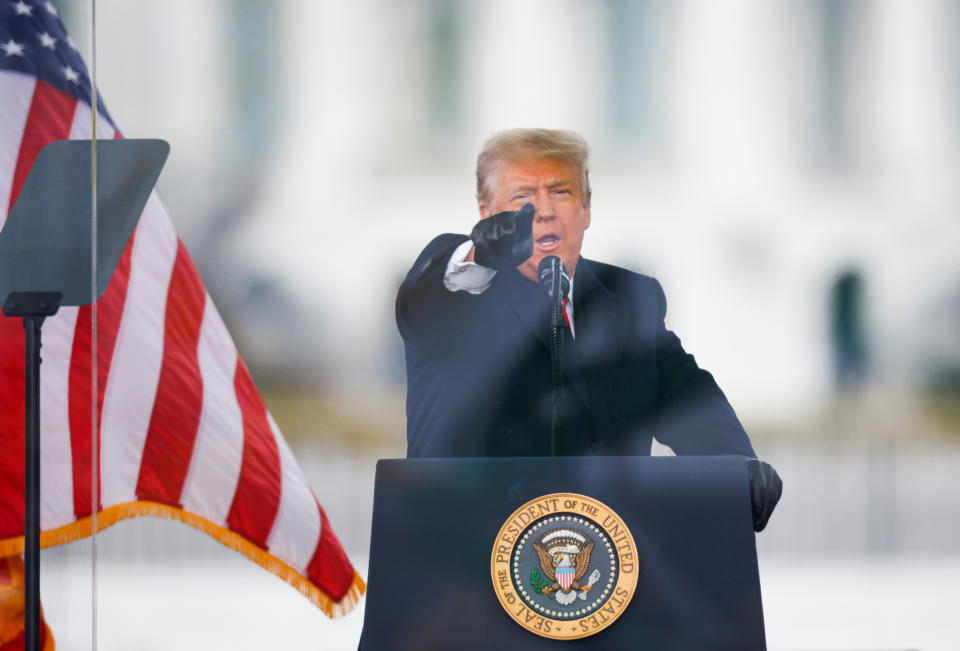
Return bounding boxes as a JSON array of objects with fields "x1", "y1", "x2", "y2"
[{"x1": 397, "y1": 234, "x2": 755, "y2": 458}]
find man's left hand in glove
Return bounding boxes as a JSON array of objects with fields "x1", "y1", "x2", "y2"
[{"x1": 747, "y1": 458, "x2": 782, "y2": 532}]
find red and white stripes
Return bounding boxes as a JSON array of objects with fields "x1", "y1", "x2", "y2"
[
  {"x1": 0, "y1": 70, "x2": 361, "y2": 613},
  {"x1": 99, "y1": 193, "x2": 177, "y2": 507},
  {"x1": 179, "y1": 301, "x2": 244, "y2": 526}
]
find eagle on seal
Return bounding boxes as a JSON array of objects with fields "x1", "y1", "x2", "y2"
[{"x1": 532, "y1": 528, "x2": 600, "y2": 606}]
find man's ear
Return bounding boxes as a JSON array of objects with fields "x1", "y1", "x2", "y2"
[
  {"x1": 479, "y1": 203, "x2": 491, "y2": 219},
  {"x1": 583, "y1": 202, "x2": 592, "y2": 230}
]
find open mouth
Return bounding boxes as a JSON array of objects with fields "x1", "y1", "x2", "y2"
[{"x1": 535, "y1": 234, "x2": 560, "y2": 251}]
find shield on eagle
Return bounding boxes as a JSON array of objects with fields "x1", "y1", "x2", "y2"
[{"x1": 531, "y1": 527, "x2": 597, "y2": 604}]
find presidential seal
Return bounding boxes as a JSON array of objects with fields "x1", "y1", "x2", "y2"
[{"x1": 490, "y1": 493, "x2": 638, "y2": 640}]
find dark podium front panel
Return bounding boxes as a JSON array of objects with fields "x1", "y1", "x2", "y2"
[{"x1": 361, "y1": 456, "x2": 766, "y2": 650}]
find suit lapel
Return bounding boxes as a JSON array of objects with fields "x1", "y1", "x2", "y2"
[
  {"x1": 569, "y1": 260, "x2": 628, "y2": 417},
  {"x1": 496, "y1": 268, "x2": 552, "y2": 351}
]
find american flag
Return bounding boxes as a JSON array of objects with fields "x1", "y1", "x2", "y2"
[{"x1": 0, "y1": 0, "x2": 363, "y2": 616}]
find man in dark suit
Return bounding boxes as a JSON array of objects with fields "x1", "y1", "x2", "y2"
[{"x1": 396, "y1": 129, "x2": 781, "y2": 530}]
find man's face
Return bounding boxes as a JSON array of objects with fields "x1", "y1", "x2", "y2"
[{"x1": 479, "y1": 156, "x2": 591, "y2": 282}]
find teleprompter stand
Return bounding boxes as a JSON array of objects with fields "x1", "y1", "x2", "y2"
[{"x1": 0, "y1": 139, "x2": 169, "y2": 651}]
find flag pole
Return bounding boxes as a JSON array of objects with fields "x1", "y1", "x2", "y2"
[{"x1": 4, "y1": 291, "x2": 62, "y2": 651}]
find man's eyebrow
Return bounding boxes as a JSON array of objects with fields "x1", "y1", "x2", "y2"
[
  {"x1": 507, "y1": 183, "x2": 537, "y2": 193},
  {"x1": 506, "y1": 179, "x2": 573, "y2": 194}
]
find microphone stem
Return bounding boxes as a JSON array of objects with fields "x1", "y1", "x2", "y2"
[{"x1": 550, "y1": 268, "x2": 566, "y2": 456}]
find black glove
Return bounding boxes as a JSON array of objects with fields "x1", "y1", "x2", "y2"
[
  {"x1": 747, "y1": 458, "x2": 782, "y2": 532},
  {"x1": 470, "y1": 203, "x2": 535, "y2": 270}
]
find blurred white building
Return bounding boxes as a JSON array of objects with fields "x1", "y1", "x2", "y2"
[{"x1": 92, "y1": 0, "x2": 960, "y2": 426}]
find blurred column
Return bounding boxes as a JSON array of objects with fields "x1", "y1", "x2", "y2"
[
  {"x1": 237, "y1": 0, "x2": 427, "y2": 387},
  {"x1": 808, "y1": 0, "x2": 865, "y2": 170},
  {"x1": 870, "y1": 0, "x2": 958, "y2": 210},
  {"x1": 670, "y1": 0, "x2": 795, "y2": 205},
  {"x1": 462, "y1": 0, "x2": 604, "y2": 140}
]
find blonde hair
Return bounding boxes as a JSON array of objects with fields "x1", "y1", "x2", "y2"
[{"x1": 475, "y1": 128, "x2": 591, "y2": 206}]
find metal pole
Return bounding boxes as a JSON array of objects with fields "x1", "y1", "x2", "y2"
[
  {"x1": 23, "y1": 316, "x2": 42, "y2": 651},
  {"x1": 549, "y1": 272, "x2": 566, "y2": 457}
]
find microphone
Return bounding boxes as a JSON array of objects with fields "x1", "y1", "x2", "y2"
[
  {"x1": 538, "y1": 256, "x2": 570, "y2": 456},
  {"x1": 538, "y1": 255, "x2": 570, "y2": 301}
]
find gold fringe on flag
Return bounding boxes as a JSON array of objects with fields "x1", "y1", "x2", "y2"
[{"x1": 0, "y1": 501, "x2": 365, "y2": 618}]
